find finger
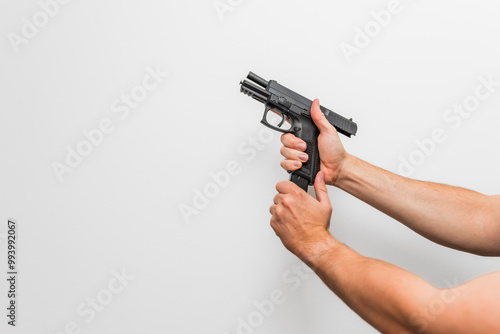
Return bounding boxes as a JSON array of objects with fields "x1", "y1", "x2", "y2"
[
  {"x1": 280, "y1": 147, "x2": 308, "y2": 162},
  {"x1": 281, "y1": 133, "x2": 307, "y2": 151},
  {"x1": 314, "y1": 171, "x2": 330, "y2": 204},
  {"x1": 269, "y1": 204, "x2": 276, "y2": 215},
  {"x1": 276, "y1": 181, "x2": 301, "y2": 194},
  {"x1": 273, "y1": 194, "x2": 284, "y2": 205},
  {"x1": 280, "y1": 159, "x2": 302, "y2": 171},
  {"x1": 310, "y1": 99, "x2": 335, "y2": 133}
]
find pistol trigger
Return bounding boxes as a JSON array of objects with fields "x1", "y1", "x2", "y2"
[{"x1": 277, "y1": 113, "x2": 285, "y2": 127}]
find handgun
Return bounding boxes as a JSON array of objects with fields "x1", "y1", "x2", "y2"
[{"x1": 239, "y1": 71, "x2": 358, "y2": 191}]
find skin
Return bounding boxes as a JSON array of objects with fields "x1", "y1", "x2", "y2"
[{"x1": 270, "y1": 99, "x2": 500, "y2": 333}]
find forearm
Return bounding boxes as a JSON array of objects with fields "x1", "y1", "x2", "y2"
[
  {"x1": 335, "y1": 154, "x2": 499, "y2": 255},
  {"x1": 302, "y1": 236, "x2": 438, "y2": 333}
]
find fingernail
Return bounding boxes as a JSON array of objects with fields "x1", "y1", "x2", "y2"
[
  {"x1": 297, "y1": 143, "x2": 306, "y2": 150},
  {"x1": 293, "y1": 161, "x2": 301, "y2": 168},
  {"x1": 298, "y1": 154, "x2": 308, "y2": 162}
]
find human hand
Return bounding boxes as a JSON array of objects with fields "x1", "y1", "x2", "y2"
[
  {"x1": 270, "y1": 171, "x2": 334, "y2": 260},
  {"x1": 280, "y1": 99, "x2": 350, "y2": 186}
]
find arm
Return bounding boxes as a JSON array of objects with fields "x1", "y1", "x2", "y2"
[
  {"x1": 307, "y1": 232, "x2": 500, "y2": 334},
  {"x1": 336, "y1": 156, "x2": 500, "y2": 256},
  {"x1": 280, "y1": 99, "x2": 500, "y2": 256},
  {"x1": 270, "y1": 175, "x2": 500, "y2": 333}
]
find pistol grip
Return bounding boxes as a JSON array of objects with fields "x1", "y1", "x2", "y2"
[{"x1": 289, "y1": 136, "x2": 321, "y2": 191}]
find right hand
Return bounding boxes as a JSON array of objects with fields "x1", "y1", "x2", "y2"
[{"x1": 280, "y1": 99, "x2": 349, "y2": 186}]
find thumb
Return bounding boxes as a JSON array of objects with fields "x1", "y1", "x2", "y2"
[
  {"x1": 310, "y1": 99, "x2": 333, "y2": 133},
  {"x1": 314, "y1": 171, "x2": 330, "y2": 204}
]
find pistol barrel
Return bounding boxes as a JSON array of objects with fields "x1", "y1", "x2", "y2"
[{"x1": 247, "y1": 72, "x2": 269, "y2": 88}]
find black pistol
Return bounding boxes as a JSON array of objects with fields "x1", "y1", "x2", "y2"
[{"x1": 240, "y1": 71, "x2": 358, "y2": 191}]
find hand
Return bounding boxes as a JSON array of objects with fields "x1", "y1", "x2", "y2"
[
  {"x1": 280, "y1": 99, "x2": 349, "y2": 186},
  {"x1": 270, "y1": 171, "x2": 334, "y2": 261}
]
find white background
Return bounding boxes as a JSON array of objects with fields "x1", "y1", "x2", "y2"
[{"x1": 1, "y1": 0, "x2": 500, "y2": 333}]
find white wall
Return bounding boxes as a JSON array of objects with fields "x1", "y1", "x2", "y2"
[{"x1": 1, "y1": 0, "x2": 500, "y2": 333}]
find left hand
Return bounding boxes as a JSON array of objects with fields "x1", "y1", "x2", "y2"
[{"x1": 269, "y1": 171, "x2": 333, "y2": 260}]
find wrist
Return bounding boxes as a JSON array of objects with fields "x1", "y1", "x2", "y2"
[
  {"x1": 297, "y1": 232, "x2": 339, "y2": 269},
  {"x1": 332, "y1": 153, "x2": 355, "y2": 187}
]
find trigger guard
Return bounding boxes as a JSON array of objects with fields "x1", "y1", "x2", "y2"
[{"x1": 261, "y1": 104, "x2": 299, "y2": 134}]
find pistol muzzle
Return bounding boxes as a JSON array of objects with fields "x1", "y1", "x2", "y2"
[
  {"x1": 247, "y1": 72, "x2": 269, "y2": 88},
  {"x1": 240, "y1": 79, "x2": 270, "y2": 104}
]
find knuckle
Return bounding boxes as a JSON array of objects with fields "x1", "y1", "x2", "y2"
[
  {"x1": 293, "y1": 190, "x2": 303, "y2": 199},
  {"x1": 290, "y1": 161, "x2": 299, "y2": 170},
  {"x1": 281, "y1": 133, "x2": 296, "y2": 146},
  {"x1": 280, "y1": 146, "x2": 287, "y2": 156},
  {"x1": 275, "y1": 206, "x2": 284, "y2": 216},
  {"x1": 280, "y1": 133, "x2": 290, "y2": 144},
  {"x1": 281, "y1": 196, "x2": 292, "y2": 208},
  {"x1": 283, "y1": 160, "x2": 296, "y2": 171}
]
